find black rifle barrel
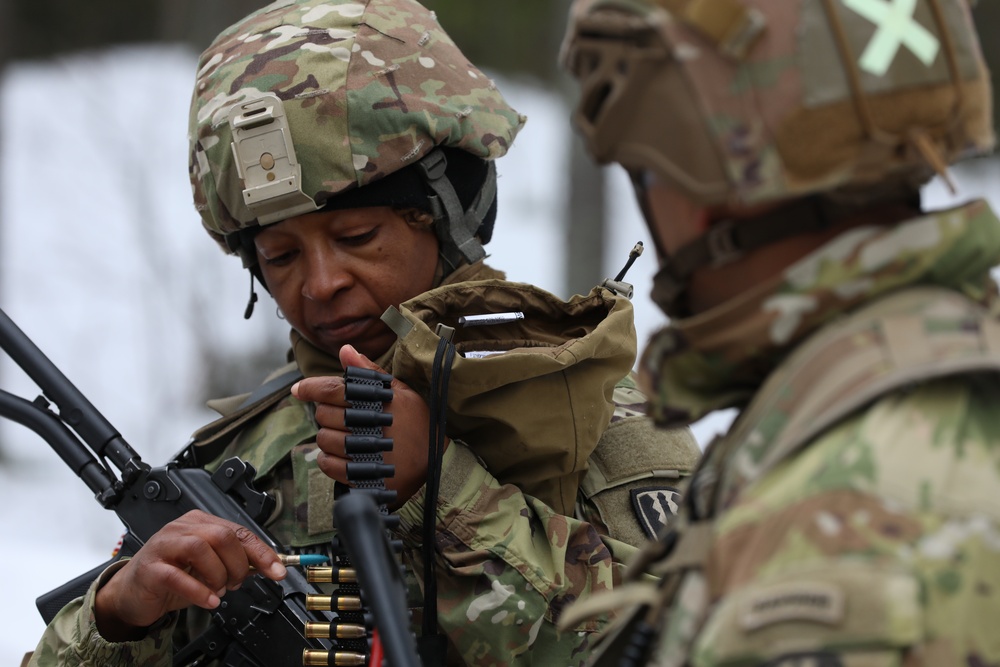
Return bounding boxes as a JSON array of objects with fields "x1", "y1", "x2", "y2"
[
  {"x1": 0, "y1": 389, "x2": 118, "y2": 504},
  {"x1": 0, "y1": 307, "x2": 141, "y2": 472}
]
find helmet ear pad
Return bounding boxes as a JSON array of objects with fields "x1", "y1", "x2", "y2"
[
  {"x1": 321, "y1": 146, "x2": 496, "y2": 239},
  {"x1": 321, "y1": 146, "x2": 497, "y2": 268}
]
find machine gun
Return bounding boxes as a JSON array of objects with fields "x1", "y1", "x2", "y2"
[{"x1": 0, "y1": 306, "x2": 419, "y2": 667}]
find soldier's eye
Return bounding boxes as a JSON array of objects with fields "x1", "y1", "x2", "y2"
[{"x1": 340, "y1": 228, "x2": 377, "y2": 246}]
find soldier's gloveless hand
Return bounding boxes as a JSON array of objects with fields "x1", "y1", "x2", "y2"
[
  {"x1": 93, "y1": 510, "x2": 287, "y2": 642},
  {"x1": 293, "y1": 343, "x2": 444, "y2": 510}
]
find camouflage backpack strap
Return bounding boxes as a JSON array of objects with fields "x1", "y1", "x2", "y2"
[{"x1": 187, "y1": 362, "x2": 304, "y2": 466}]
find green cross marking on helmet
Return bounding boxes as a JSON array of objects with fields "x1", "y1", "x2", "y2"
[{"x1": 842, "y1": 0, "x2": 940, "y2": 76}]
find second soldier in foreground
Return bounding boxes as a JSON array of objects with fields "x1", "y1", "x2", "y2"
[
  {"x1": 25, "y1": 0, "x2": 701, "y2": 665},
  {"x1": 561, "y1": 0, "x2": 1000, "y2": 665}
]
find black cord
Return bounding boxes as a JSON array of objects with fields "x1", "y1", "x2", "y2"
[
  {"x1": 422, "y1": 336, "x2": 454, "y2": 641},
  {"x1": 243, "y1": 273, "x2": 259, "y2": 320},
  {"x1": 614, "y1": 241, "x2": 644, "y2": 282}
]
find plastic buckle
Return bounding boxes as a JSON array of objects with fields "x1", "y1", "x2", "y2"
[
  {"x1": 417, "y1": 148, "x2": 448, "y2": 181},
  {"x1": 706, "y1": 219, "x2": 741, "y2": 267}
]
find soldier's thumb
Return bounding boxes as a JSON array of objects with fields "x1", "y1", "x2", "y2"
[{"x1": 338, "y1": 344, "x2": 386, "y2": 374}]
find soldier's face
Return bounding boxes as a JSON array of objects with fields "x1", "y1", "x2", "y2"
[
  {"x1": 254, "y1": 206, "x2": 440, "y2": 359},
  {"x1": 636, "y1": 172, "x2": 710, "y2": 258},
  {"x1": 638, "y1": 171, "x2": 779, "y2": 258}
]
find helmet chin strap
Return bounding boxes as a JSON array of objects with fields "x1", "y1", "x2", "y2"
[
  {"x1": 416, "y1": 149, "x2": 496, "y2": 271},
  {"x1": 652, "y1": 189, "x2": 922, "y2": 316}
]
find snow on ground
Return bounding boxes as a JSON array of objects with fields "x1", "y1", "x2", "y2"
[{"x1": 1, "y1": 43, "x2": 998, "y2": 664}]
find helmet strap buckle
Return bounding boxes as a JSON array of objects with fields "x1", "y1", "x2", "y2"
[
  {"x1": 705, "y1": 218, "x2": 742, "y2": 267},
  {"x1": 418, "y1": 149, "x2": 449, "y2": 180}
]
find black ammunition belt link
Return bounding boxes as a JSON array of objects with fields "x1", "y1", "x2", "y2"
[
  {"x1": 342, "y1": 367, "x2": 396, "y2": 509},
  {"x1": 300, "y1": 366, "x2": 411, "y2": 666}
]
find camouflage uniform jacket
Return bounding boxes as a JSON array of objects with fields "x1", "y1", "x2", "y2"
[
  {"x1": 577, "y1": 200, "x2": 1000, "y2": 666},
  {"x1": 27, "y1": 265, "x2": 700, "y2": 667}
]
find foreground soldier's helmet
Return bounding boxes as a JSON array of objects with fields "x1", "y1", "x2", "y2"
[
  {"x1": 561, "y1": 0, "x2": 994, "y2": 208},
  {"x1": 189, "y1": 0, "x2": 525, "y2": 272}
]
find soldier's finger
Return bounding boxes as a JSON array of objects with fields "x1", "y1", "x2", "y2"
[
  {"x1": 179, "y1": 512, "x2": 282, "y2": 586},
  {"x1": 291, "y1": 376, "x2": 346, "y2": 405},
  {"x1": 315, "y1": 449, "x2": 349, "y2": 484},
  {"x1": 233, "y1": 525, "x2": 286, "y2": 581},
  {"x1": 153, "y1": 560, "x2": 225, "y2": 611},
  {"x1": 313, "y1": 402, "x2": 348, "y2": 430},
  {"x1": 175, "y1": 531, "x2": 236, "y2": 592},
  {"x1": 315, "y1": 424, "x2": 347, "y2": 456}
]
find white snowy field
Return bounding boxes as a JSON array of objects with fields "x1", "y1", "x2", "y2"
[{"x1": 1, "y1": 44, "x2": 998, "y2": 664}]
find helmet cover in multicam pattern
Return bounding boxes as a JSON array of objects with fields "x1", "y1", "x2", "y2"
[
  {"x1": 561, "y1": 0, "x2": 993, "y2": 207},
  {"x1": 189, "y1": 0, "x2": 525, "y2": 250}
]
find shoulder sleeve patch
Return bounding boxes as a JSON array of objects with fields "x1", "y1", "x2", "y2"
[{"x1": 630, "y1": 486, "x2": 682, "y2": 539}]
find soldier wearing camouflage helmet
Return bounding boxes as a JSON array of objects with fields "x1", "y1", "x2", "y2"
[
  {"x1": 558, "y1": 0, "x2": 1000, "y2": 665},
  {"x1": 25, "y1": 0, "x2": 703, "y2": 665}
]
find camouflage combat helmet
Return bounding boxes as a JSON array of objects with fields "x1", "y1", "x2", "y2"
[
  {"x1": 561, "y1": 0, "x2": 993, "y2": 205},
  {"x1": 189, "y1": 0, "x2": 526, "y2": 274},
  {"x1": 561, "y1": 0, "x2": 993, "y2": 314}
]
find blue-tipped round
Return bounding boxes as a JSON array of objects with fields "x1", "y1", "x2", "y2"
[{"x1": 279, "y1": 553, "x2": 331, "y2": 567}]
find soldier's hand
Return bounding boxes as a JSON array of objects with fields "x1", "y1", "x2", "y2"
[
  {"x1": 293, "y1": 343, "x2": 445, "y2": 508},
  {"x1": 93, "y1": 510, "x2": 286, "y2": 641}
]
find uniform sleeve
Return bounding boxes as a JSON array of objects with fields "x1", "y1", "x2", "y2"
[
  {"x1": 26, "y1": 562, "x2": 176, "y2": 667},
  {"x1": 577, "y1": 374, "x2": 701, "y2": 549},
  {"x1": 396, "y1": 441, "x2": 639, "y2": 666}
]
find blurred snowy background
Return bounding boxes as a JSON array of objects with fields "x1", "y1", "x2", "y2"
[{"x1": 2, "y1": 7, "x2": 999, "y2": 664}]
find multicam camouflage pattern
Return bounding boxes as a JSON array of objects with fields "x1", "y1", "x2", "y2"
[
  {"x1": 561, "y1": 0, "x2": 993, "y2": 207},
  {"x1": 189, "y1": 0, "x2": 525, "y2": 248},
  {"x1": 684, "y1": 304, "x2": 1000, "y2": 665},
  {"x1": 640, "y1": 199, "x2": 1000, "y2": 427},
  {"x1": 25, "y1": 260, "x2": 704, "y2": 666},
  {"x1": 26, "y1": 561, "x2": 178, "y2": 666},
  {"x1": 396, "y1": 443, "x2": 627, "y2": 665},
  {"x1": 574, "y1": 201, "x2": 1000, "y2": 667}
]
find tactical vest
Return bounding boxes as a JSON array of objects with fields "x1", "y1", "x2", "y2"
[{"x1": 566, "y1": 285, "x2": 1000, "y2": 664}]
